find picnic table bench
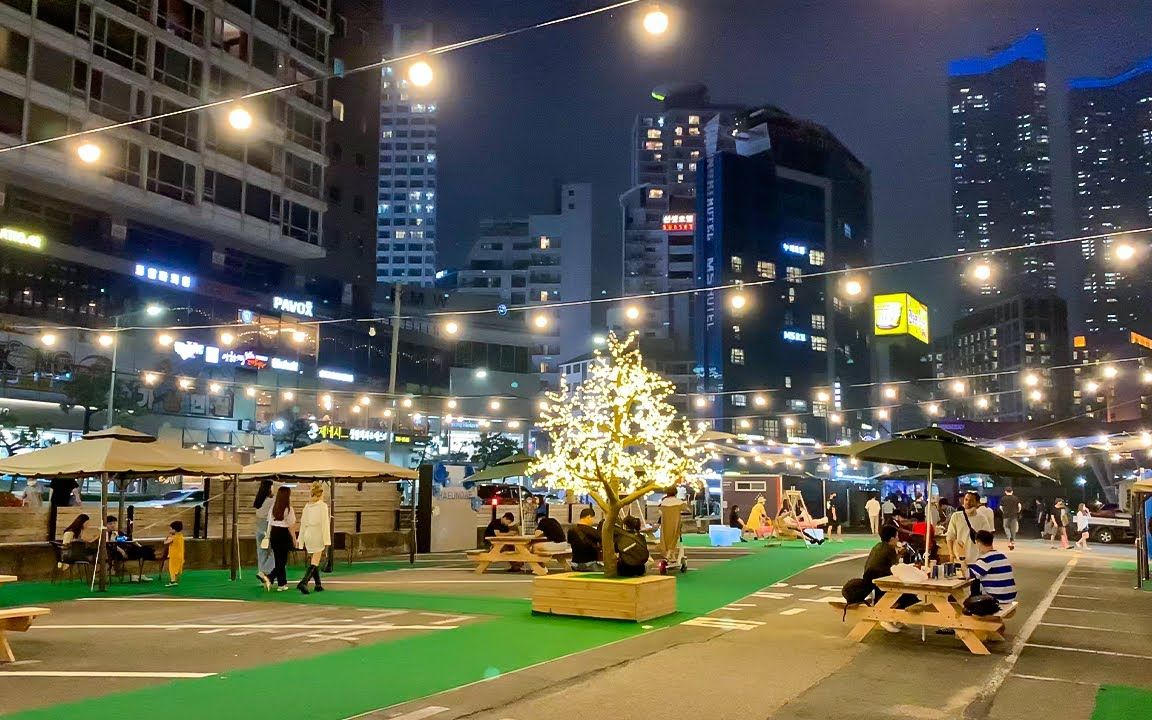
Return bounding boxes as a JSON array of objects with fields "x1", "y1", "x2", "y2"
[
  {"x1": 466, "y1": 535, "x2": 572, "y2": 576},
  {"x1": 844, "y1": 575, "x2": 1017, "y2": 655},
  {"x1": 0, "y1": 576, "x2": 51, "y2": 663}
]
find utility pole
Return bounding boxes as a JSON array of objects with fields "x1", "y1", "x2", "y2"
[{"x1": 384, "y1": 282, "x2": 402, "y2": 462}]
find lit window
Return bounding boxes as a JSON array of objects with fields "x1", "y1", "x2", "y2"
[
  {"x1": 756, "y1": 261, "x2": 775, "y2": 278},
  {"x1": 786, "y1": 267, "x2": 802, "y2": 283},
  {"x1": 688, "y1": 115, "x2": 701, "y2": 125},
  {"x1": 646, "y1": 129, "x2": 661, "y2": 139},
  {"x1": 811, "y1": 335, "x2": 828, "y2": 352},
  {"x1": 788, "y1": 287, "x2": 796, "y2": 304},
  {"x1": 730, "y1": 256, "x2": 744, "y2": 273},
  {"x1": 730, "y1": 348, "x2": 745, "y2": 365},
  {"x1": 674, "y1": 126, "x2": 683, "y2": 136},
  {"x1": 784, "y1": 376, "x2": 792, "y2": 389},
  {"x1": 540, "y1": 291, "x2": 549, "y2": 302},
  {"x1": 811, "y1": 313, "x2": 826, "y2": 330},
  {"x1": 809, "y1": 249, "x2": 825, "y2": 266},
  {"x1": 648, "y1": 188, "x2": 664, "y2": 199},
  {"x1": 331, "y1": 99, "x2": 345, "y2": 121},
  {"x1": 688, "y1": 127, "x2": 700, "y2": 136},
  {"x1": 732, "y1": 394, "x2": 746, "y2": 407},
  {"x1": 539, "y1": 236, "x2": 551, "y2": 249}
]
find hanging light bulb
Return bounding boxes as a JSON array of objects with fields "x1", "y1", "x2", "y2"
[
  {"x1": 245, "y1": 386, "x2": 257, "y2": 398},
  {"x1": 624, "y1": 305, "x2": 642, "y2": 322},
  {"x1": 443, "y1": 320, "x2": 460, "y2": 336},
  {"x1": 976, "y1": 396, "x2": 990, "y2": 409},
  {"x1": 407, "y1": 60, "x2": 433, "y2": 87},
  {"x1": 753, "y1": 395, "x2": 768, "y2": 407},
  {"x1": 883, "y1": 386, "x2": 898, "y2": 400},
  {"x1": 816, "y1": 390, "x2": 830, "y2": 402},
  {"x1": 642, "y1": 4, "x2": 670, "y2": 35},
  {"x1": 728, "y1": 290, "x2": 747, "y2": 311},
  {"x1": 227, "y1": 107, "x2": 253, "y2": 130},
  {"x1": 1023, "y1": 373, "x2": 1039, "y2": 387},
  {"x1": 950, "y1": 380, "x2": 966, "y2": 395},
  {"x1": 76, "y1": 142, "x2": 102, "y2": 164}
]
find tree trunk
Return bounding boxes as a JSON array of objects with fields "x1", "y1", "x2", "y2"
[
  {"x1": 83, "y1": 408, "x2": 96, "y2": 434},
  {"x1": 600, "y1": 501, "x2": 620, "y2": 577}
]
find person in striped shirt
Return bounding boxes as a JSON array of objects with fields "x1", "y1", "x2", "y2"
[{"x1": 968, "y1": 530, "x2": 1017, "y2": 603}]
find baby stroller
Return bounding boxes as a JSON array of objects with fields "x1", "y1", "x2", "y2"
[{"x1": 654, "y1": 499, "x2": 688, "y2": 574}]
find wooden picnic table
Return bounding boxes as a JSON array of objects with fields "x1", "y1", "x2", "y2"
[
  {"x1": 846, "y1": 574, "x2": 1016, "y2": 655},
  {"x1": 0, "y1": 575, "x2": 16, "y2": 586},
  {"x1": 0, "y1": 576, "x2": 51, "y2": 663},
  {"x1": 467, "y1": 535, "x2": 571, "y2": 576}
]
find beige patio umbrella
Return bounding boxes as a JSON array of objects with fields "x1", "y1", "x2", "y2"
[
  {"x1": 239, "y1": 442, "x2": 418, "y2": 569},
  {"x1": 0, "y1": 426, "x2": 241, "y2": 589}
]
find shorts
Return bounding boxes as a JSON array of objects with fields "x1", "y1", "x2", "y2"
[{"x1": 827, "y1": 520, "x2": 841, "y2": 529}]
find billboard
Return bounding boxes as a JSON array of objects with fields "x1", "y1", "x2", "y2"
[{"x1": 873, "y1": 293, "x2": 929, "y2": 344}]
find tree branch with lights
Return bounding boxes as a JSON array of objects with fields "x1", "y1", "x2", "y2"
[{"x1": 531, "y1": 332, "x2": 702, "y2": 577}]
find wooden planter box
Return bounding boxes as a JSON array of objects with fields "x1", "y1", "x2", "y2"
[{"x1": 532, "y1": 572, "x2": 676, "y2": 622}]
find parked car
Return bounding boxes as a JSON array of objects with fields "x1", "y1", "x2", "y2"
[
  {"x1": 1085, "y1": 506, "x2": 1135, "y2": 544},
  {"x1": 474, "y1": 483, "x2": 528, "y2": 506},
  {"x1": 134, "y1": 489, "x2": 205, "y2": 508}
]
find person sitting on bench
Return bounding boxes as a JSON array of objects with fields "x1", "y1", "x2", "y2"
[
  {"x1": 968, "y1": 530, "x2": 1016, "y2": 603},
  {"x1": 484, "y1": 512, "x2": 523, "y2": 573},
  {"x1": 614, "y1": 516, "x2": 650, "y2": 577},
  {"x1": 567, "y1": 508, "x2": 601, "y2": 570},
  {"x1": 863, "y1": 525, "x2": 918, "y2": 631},
  {"x1": 60, "y1": 513, "x2": 96, "y2": 564},
  {"x1": 531, "y1": 512, "x2": 571, "y2": 555}
]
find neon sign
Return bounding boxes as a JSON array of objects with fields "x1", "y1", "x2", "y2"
[
  {"x1": 171, "y1": 340, "x2": 297, "y2": 371},
  {"x1": 782, "y1": 242, "x2": 807, "y2": 255},
  {"x1": 273, "y1": 296, "x2": 314, "y2": 317},
  {"x1": 783, "y1": 330, "x2": 808, "y2": 343},
  {"x1": 661, "y1": 213, "x2": 695, "y2": 233},
  {"x1": 318, "y1": 369, "x2": 355, "y2": 382},
  {"x1": 0, "y1": 227, "x2": 45, "y2": 250},
  {"x1": 135, "y1": 263, "x2": 194, "y2": 289}
]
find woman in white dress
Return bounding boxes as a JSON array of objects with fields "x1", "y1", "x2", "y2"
[{"x1": 296, "y1": 481, "x2": 331, "y2": 594}]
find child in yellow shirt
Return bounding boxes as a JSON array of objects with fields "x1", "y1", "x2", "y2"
[{"x1": 164, "y1": 520, "x2": 185, "y2": 587}]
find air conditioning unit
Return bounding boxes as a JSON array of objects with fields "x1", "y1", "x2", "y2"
[{"x1": 111, "y1": 222, "x2": 127, "y2": 241}]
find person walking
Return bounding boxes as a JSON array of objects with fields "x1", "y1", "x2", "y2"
[
  {"x1": 296, "y1": 482, "x2": 331, "y2": 594},
  {"x1": 253, "y1": 480, "x2": 276, "y2": 590},
  {"x1": 1073, "y1": 503, "x2": 1091, "y2": 550},
  {"x1": 267, "y1": 486, "x2": 297, "y2": 591},
  {"x1": 881, "y1": 496, "x2": 896, "y2": 527},
  {"x1": 1051, "y1": 499, "x2": 1070, "y2": 550},
  {"x1": 999, "y1": 487, "x2": 1022, "y2": 550},
  {"x1": 825, "y1": 492, "x2": 843, "y2": 542},
  {"x1": 865, "y1": 494, "x2": 881, "y2": 536},
  {"x1": 1034, "y1": 498, "x2": 1047, "y2": 538}
]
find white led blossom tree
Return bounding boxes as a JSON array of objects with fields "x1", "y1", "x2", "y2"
[{"x1": 531, "y1": 332, "x2": 702, "y2": 577}]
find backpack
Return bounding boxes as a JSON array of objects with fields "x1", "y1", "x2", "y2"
[
  {"x1": 616, "y1": 530, "x2": 650, "y2": 566},
  {"x1": 963, "y1": 594, "x2": 1000, "y2": 617},
  {"x1": 841, "y1": 578, "x2": 871, "y2": 604}
]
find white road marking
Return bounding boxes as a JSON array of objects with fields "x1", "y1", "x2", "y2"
[
  {"x1": 376, "y1": 706, "x2": 449, "y2": 720},
  {"x1": 751, "y1": 592, "x2": 792, "y2": 600},
  {"x1": 725, "y1": 603, "x2": 757, "y2": 608},
  {"x1": 810, "y1": 553, "x2": 868, "y2": 569},
  {"x1": 1010, "y1": 674, "x2": 1095, "y2": 686},
  {"x1": 78, "y1": 597, "x2": 247, "y2": 603},
  {"x1": 799, "y1": 596, "x2": 843, "y2": 604},
  {"x1": 819, "y1": 585, "x2": 842, "y2": 592},
  {"x1": 0, "y1": 671, "x2": 215, "y2": 679},
  {"x1": 324, "y1": 580, "x2": 532, "y2": 585},
  {"x1": 1055, "y1": 594, "x2": 1105, "y2": 600},
  {"x1": 1024, "y1": 644, "x2": 1152, "y2": 660},
  {"x1": 682, "y1": 617, "x2": 764, "y2": 631},
  {"x1": 770, "y1": 582, "x2": 789, "y2": 588},
  {"x1": 970, "y1": 556, "x2": 1077, "y2": 708},
  {"x1": 1039, "y1": 622, "x2": 1132, "y2": 634},
  {"x1": 1047, "y1": 607, "x2": 1130, "y2": 616},
  {"x1": 34, "y1": 623, "x2": 458, "y2": 631},
  {"x1": 779, "y1": 608, "x2": 807, "y2": 616},
  {"x1": 792, "y1": 584, "x2": 817, "y2": 590},
  {"x1": 419, "y1": 613, "x2": 474, "y2": 625}
]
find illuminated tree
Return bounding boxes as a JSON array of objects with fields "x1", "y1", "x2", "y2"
[{"x1": 531, "y1": 332, "x2": 701, "y2": 577}]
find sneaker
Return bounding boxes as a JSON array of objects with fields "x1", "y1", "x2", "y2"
[
  {"x1": 1008, "y1": 543, "x2": 1015, "y2": 551},
  {"x1": 277, "y1": 585, "x2": 289, "y2": 592},
  {"x1": 165, "y1": 582, "x2": 179, "y2": 587},
  {"x1": 936, "y1": 628, "x2": 956, "y2": 635},
  {"x1": 880, "y1": 622, "x2": 902, "y2": 633}
]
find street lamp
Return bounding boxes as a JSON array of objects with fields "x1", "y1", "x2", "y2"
[
  {"x1": 227, "y1": 107, "x2": 253, "y2": 131},
  {"x1": 39, "y1": 333, "x2": 57, "y2": 347},
  {"x1": 642, "y1": 4, "x2": 670, "y2": 35},
  {"x1": 76, "y1": 142, "x2": 101, "y2": 164},
  {"x1": 408, "y1": 60, "x2": 433, "y2": 87}
]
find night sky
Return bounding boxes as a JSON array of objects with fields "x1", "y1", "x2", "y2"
[{"x1": 384, "y1": 0, "x2": 1152, "y2": 331}]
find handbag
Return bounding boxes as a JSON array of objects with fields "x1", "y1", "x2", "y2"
[{"x1": 963, "y1": 593, "x2": 1000, "y2": 616}]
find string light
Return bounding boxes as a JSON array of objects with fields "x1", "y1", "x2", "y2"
[
  {"x1": 950, "y1": 380, "x2": 965, "y2": 395},
  {"x1": 642, "y1": 4, "x2": 670, "y2": 34},
  {"x1": 624, "y1": 305, "x2": 642, "y2": 321},
  {"x1": 143, "y1": 372, "x2": 158, "y2": 385},
  {"x1": 753, "y1": 395, "x2": 768, "y2": 407},
  {"x1": 1102, "y1": 365, "x2": 1119, "y2": 379},
  {"x1": 245, "y1": 387, "x2": 257, "y2": 397},
  {"x1": 883, "y1": 386, "x2": 898, "y2": 400},
  {"x1": 360, "y1": 396, "x2": 371, "y2": 406},
  {"x1": 39, "y1": 333, "x2": 56, "y2": 347},
  {"x1": 976, "y1": 396, "x2": 990, "y2": 409},
  {"x1": 209, "y1": 382, "x2": 222, "y2": 394},
  {"x1": 227, "y1": 107, "x2": 253, "y2": 130},
  {"x1": 282, "y1": 391, "x2": 295, "y2": 401},
  {"x1": 76, "y1": 142, "x2": 101, "y2": 164},
  {"x1": 97, "y1": 334, "x2": 114, "y2": 348}
]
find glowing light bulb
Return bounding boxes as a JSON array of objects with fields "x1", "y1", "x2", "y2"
[
  {"x1": 1029, "y1": 389, "x2": 1043, "y2": 402},
  {"x1": 1023, "y1": 373, "x2": 1039, "y2": 387},
  {"x1": 972, "y1": 263, "x2": 992, "y2": 282},
  {"x1": 876, "y1": 408, "x2": 889, "y2": 420},
  {"x1": 245, "y1": 387, "x2": 257, "y2": 397},
  {"x1": 143, "y1": 372, "x2": 158, "y2": 385},
  {"x1": 1085, "y1": 381, "x2": 1100, "y2": 394},
  {"x1": 694, "y1": 396, "x2": 707, "y2": 408},
  {"x1": 408, "y1": 60, "x2": 433, "y2": 87},
  {"x1": 227, "y1": 107, "x2": 253, "y2": 130},
  {"x1": 829, "y1": 413, "x2": 842, "y2": 424},
  {"x1": 220, "y1": 331, "x2": 235, "y2": 345},
  {"x1": 447, "y1": 399, "x2": 458, "y2": 409},
  {"x1": 642, "y1": 5, "x2": 670, "y2": 35},
  {"x1": 883, "y1": 386, "x2": 898, "y2": 400},
  {"x1": 443, "y1": 320, "x2": 460, "y2": 336},
  {"x1": 624, "y1": 305, "x2": 641, "y2": 321},
  {"x1": 976, "y1": 396, "x2": 990, "y2": 409},
  {"x1": 97, "y1": 334, "x2": 114, "y2": 348},
  {"x1": 728, "y1": 291, "x2": 747, "y2": 310},
  {"x1": 402, "y1": 397, "x2": 413, "y2": 408},
  {"x1": 360, "y1": 396, "x2": 371, "y2": 406},
  {"x1": 76, "y1": 142, "x2": 101, "y2": 164},
  {"x1": 950, "y1": 380, "x2": 965, "y2": 395},
  {"x1": 209, "y1": 382, "x2": 222, "y2": 394},
  {"x1": 157, "y1": 333, "x2": 173, "y2": 347},
  {"x1": 1102, "y1": 365, "x2": 1118, "y2": 379},
  {"x1": 532, "y1": 314, "x2": 549, "y2": 330},
  {"x1": 843, "y1": 278, "x2": 863, "y2": 297},
  {"x1": 40, "y1": 333, "x2": 57, "y2": 347},
  {"x1": 489, "y1": 400, "x2": 501, "y2": 411},
  {"x1": 753, "y1": 395, "x2": 768, "y2": 407},
  {"x1": 283, "y1": 391, "x2": 295, "y2": 401},
  {"x1": 1114, "y1": 243, "x2": 1136, "y2": 261}
]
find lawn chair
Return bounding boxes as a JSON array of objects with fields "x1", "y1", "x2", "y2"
[{"x1": 50, "y1": 541, "x2": 92, "y2": 584}]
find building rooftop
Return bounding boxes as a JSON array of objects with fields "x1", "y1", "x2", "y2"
[
  {"x1": 1069, "y1": 56, "x2": 1152, "y2": 90},
  {"x1": 948, "y1": 31, "x2": 1046, "y2": 77}
]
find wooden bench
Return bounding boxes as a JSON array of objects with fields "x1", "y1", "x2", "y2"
[
  {"x1": 465, "y1": 536, "x2": 572, "y2": 576},
  {"x1": 0, "y1": 607, "x2": 51, "y2": 663},
  {"x1": 532, "y1": 572, "x2": 676, "y2": 621}
]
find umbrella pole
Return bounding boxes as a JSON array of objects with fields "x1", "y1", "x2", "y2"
[
  {"x1": 325, "y1": 479, "x2": 335, "y2": 573},
  {"x1": 94, "y1": 472, "x2": 109, "y2": 592},
  {"x1": 926, "y1": 464, "x2": 933, "y2": 564},
  {"x1": 230, "y1": 476, "x2": 239, "y2": 582}
]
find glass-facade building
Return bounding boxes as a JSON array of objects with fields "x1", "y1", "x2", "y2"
[
  {"x1": 1069, "y1": 56, "x2": 1152, "y2": 334},
  {"x1": 693, "y1": 106, "x2": 873, "y2": 442},
  {"x1": 949, "y1": 32, "x2": 1055, "y2": 312}
]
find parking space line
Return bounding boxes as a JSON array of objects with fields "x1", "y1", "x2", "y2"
[
  {"x1": 1039, "y1": 622, "x2": 1135, "y2": 634},
  {"x1": 1047, "y1": 607, "x2": 1129, "y2": 615},
  {"x1": 1024, "y1": 644, "x2": 1152, "y2": 660},
  {"x1": 1010, "y1": 674, "x2": 1096, "y2": 686},
  {"x1": 1055, "y1": 594, "x2": 1104, "y2": 600},
  {"x1": 779, "y1": 608, "x2": 807, "y2": 616}
]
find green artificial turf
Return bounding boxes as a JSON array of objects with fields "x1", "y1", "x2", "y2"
[
  {"x1": 1092, "y1": 685, "x2": 1152, "y2": 720},
  {"x1": 3, "y1": 540, "x2": 869, "y2": 719}
]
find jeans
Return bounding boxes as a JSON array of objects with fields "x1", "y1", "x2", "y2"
[
  {"x1": 269, "y1": 526, "x2": 294, "y2": 587},
  {"x1": 1003, "y1": 517, "x2": 1019, "y2": 543},
  {"x1": 255, "y1": 518, "x2": 275, "y2": 575}
]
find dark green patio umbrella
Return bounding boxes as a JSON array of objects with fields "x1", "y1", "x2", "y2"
[{"x1": 824, "y1": 426, "x2": 1049, "y2": 546}]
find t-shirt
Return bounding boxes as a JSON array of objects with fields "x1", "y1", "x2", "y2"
[
  {"x1": 826, "y1": 500, "x2": 838, "y2": 522},
  {"x1": 881, "y1": 500, "x2": 895, "y2": 514},
  {"x1": 969, "y1": 550, "x2": 1017, "y2": 602},
  {"x1": 945, "y1": 507, "x2": 995, "y2": 562},
  {"x1": 483, "y1": 519, "x2": 508, "y2": 539},
  {"x1": 567, "y1": 523, "x2": 600, "y2": 563},
  {"x1": 865, "y1": 498, "x2": 881, "y2": 516},
  {"x1": 862, "y1": 542, "x2": 898, "y2": 583},
  {"x1": 50, "y1": 478, "x2": 78, "y2": 507},
  {"x1": 535, "y1": 516, "x2": 565, "y2": 543},
  {"x1": 1000, "y1": 495, "x2": 1022, "y2": 519}
]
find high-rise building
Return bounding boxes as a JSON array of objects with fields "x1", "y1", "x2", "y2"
[
  {"x1": 1070, "y1": 330, "x2": 1152, "y2": 422},
  {"x1": 376, "y1": 23, "x2": 438, "y2": 288},
  {"x1": 949, "y1": 32, "x2": 1055, "y2": 311},
  {"x1": 457, "y1": 183, "x2": 593, "y2": 379},
  {"x1": 621, "y1": 83, "x2": 743, "y2": 346},
  {"x1": 946, "y1": 294, "x2": 1070, "y2": 422},
  {"x1": 323, "y1": 0, "x2": 385, "y2": 313},
  {"x1": 1069, "y1": 56, "x2": 1152, "y2": 335},
  {"x1": 693, "y1": 106, "x2": 873, "y2": 442}
]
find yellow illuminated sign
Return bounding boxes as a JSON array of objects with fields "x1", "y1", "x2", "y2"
[
  {"x1": 873, "y1": 293, "x2": 929, "y2": 344},
  {"x1": 0, "y1": 227, "x2": 45, "y2": 250}
]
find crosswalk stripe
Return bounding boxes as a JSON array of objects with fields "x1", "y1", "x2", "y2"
[
  {"x1": 793, "y1": 584, "x2": 817, "y2": 590},
  {"x1": 779, "y1": 608, "x2": 807, "y2": 616},
  {"x1": 682, "y1": 617, "x2": 765, "y2": 631},
  {"x1": 751, "y1": 592, "x2": 792, "y2": 600},
  {"x1": 770, "y1": 582, "x2": 789, "y2": 588}
]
